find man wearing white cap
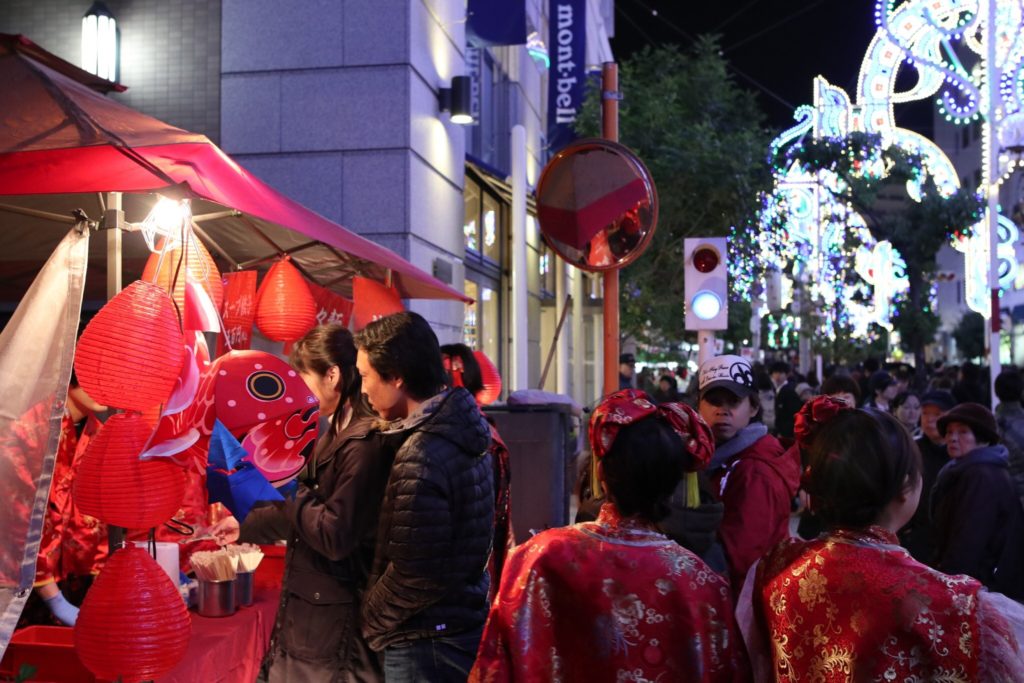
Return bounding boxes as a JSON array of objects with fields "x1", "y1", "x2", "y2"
[{"x1": 697, "y1": 355, "x2": 802, "y2": 592}]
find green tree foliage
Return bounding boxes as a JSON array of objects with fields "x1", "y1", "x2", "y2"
[
  {"x1": 574, "y1": 39, "x2": 774, "y2": 349},
  {"x1": 784, "y1": 132, "x2": 983, "y2": 372},
  {"x1": 953, "y1": 311, "x2": 986, "y2": 361},
  {"x1": 816, "y1": 321, "x2": 891, "y2": 366}
]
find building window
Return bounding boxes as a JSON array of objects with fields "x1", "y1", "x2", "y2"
[
  {"x1": 465, "y1": 50, "x2": 514, "y2": 177},
  {"x1": 463, "y1": 280, "x2": 480, "y2": 346},
  {"x1": 482, "y1": 193, "x2": 502, "y2": 264},
  {"x1": 464, "y1": 179, "x2": 481, "y2": 252},
  {"x1": 463, "y1": 278, "x2": 500, "y2": 370},
  {"x1": 539, "y1": 241, "x2": 556, "y2": 296},
  {"x1": 464, "y1": 166, "x2": 506, "y2": 378},
  {"x1": 479, "y1": 284, "x2": 499, "y2": 364},
  {"x1": 961, "y1": 126, "x2": 970, "y2": 149},
  {"x1": 464, "y1": 171, "x2": 506, "y2": 271}
]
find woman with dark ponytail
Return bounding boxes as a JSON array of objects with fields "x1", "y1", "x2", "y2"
[
  {"x1": 212, "y1": 323, "x2": 389, "y2": 682},
  {"x1": 471, "y1": 389, "x2": 747, "y2": 682},
  {"x1": 740, "y1": 396, "x2": 1024, "y2": 681},
  {"x1": 439, "y1": 343, "x2": 512, "y2": 604}
]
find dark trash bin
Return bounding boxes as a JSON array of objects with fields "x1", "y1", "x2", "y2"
[{"x1": 484, "y1": 402, "x2": 580, "y2": 543}]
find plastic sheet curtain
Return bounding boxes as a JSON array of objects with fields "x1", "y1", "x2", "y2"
[{"x1": 0, "y1": 224, "x2": 89, "y2": 658}]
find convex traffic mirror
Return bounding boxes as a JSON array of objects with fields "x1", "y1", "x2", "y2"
[{"x1": 536, "y1": 138, "x2": 658, "y2": 272}]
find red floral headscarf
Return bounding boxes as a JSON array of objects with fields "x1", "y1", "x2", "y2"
[
  {"x1": 793, "y1": 394, "x2": 851, "y2": 450},
  {"x1": 589, "y1": 389, "x2": 714, "y2": 471}
]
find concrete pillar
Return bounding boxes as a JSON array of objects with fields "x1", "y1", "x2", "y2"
[{"x1": 511, "y1": 124, "x2": 529, "y2": 391}]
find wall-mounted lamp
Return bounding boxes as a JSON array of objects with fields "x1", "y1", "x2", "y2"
[
  {"x1": 82, "y1": 1, "x2": 119, "y2": 82},
  {"x1": 439, "y1": 75, "x2": 474, "y2": 125}
]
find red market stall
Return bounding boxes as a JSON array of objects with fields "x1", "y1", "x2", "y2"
[{"x1": 0, "y1": 33, "x2": 467, "y2": 679}]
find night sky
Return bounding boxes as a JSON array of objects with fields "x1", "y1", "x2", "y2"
[{"x1": 609, "y1": 0, "x2": 932, "y2": 135}]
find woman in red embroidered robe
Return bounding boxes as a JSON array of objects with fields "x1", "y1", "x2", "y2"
[
  {"x1": 471, "y1": 389, "x2": 748, "y2": 682},
  {"x1": 740, "y1": 397, "x2": 1024, "y2": 681}
]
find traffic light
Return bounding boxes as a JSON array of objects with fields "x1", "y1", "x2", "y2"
[{"x1": 684, "y1": 237, "x2": 728, "y2": 331}]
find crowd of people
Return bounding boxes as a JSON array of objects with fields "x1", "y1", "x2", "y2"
[
  {"x1": 603, "y1": 351, "x2": 1024, "y2": 680},
  {"x1": 22, "y1": 315, "x2": 1024, "y2": 680}
]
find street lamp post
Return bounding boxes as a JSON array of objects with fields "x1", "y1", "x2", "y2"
[{"x1": 985, "y1": 0, "x2": 1003, "y2": 405}]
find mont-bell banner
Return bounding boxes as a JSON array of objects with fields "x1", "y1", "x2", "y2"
[{"x1": 547, "y1": 0, "x2": 587, "y2": 153}]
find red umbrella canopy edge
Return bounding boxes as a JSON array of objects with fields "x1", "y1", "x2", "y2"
[{"x1": 0, "y1": 34, "x2": 470, "y2": 303}]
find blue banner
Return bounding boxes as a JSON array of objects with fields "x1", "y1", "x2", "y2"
[
  {"x1": 467, "y1": 0, "x2": 527, "y2": 48},
  {"x1": 547, "y1": 0, "x2": 587, "y2": 153}
]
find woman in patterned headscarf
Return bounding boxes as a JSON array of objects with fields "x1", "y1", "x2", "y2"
[
  {"x1": 739, "y1": 396, "x2": 1024, "y2": 681},
  {"x1": 470, "y1": 389, "x2": 748, "y2": 682}
]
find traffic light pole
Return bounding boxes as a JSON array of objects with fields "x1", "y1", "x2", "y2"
[
  {"x1": 697, "y1": 330, "x2": 715, "y2": 366},
  {"x1": 602, "y1": 62, "x2": 620, "y2": 398}
]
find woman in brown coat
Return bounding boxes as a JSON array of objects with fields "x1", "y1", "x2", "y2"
[{"x1": 214, "y1": 323, "x2": 391, "y2": 682}]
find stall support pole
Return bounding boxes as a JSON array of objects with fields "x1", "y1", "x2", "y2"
[
  {"x1": 601, "y1": 62, "x2": 619, "y2": 399},
  {"x1": 105, "y1": 191, "x2": 126, "y2": 553},
  {"x1": 105, "y1": 192, "x2": 123, "y2": 297}
]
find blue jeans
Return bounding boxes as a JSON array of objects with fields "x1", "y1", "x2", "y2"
[{"x1": 382, "y1": 625, "x2": 483, "y2": 682}]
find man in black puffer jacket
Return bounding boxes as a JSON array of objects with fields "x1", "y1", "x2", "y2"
[{"x1": 355, "y1": 312, "x2": 494, "y2": 681}]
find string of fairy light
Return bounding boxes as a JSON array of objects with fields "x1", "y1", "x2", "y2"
[{"x1": 731, "y1": 0, "x2": 1023, "y2": 350}]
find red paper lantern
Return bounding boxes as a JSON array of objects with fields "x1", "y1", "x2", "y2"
[
  {"x1": 142, "y1": 236, "x2": 224, "y2": 313},
  {"x1": 352, "y1": 276, "x2": 404, "y2": 331},
  {"x1": 75, "y1": 280, "x2": 186, "y2": 411},
  {"x1": 255, "y1": 256, "x2": 317, "y2": 341},
  {"x1": 474, "y1": 350, "x2": 502, "y2": 405},
  {"x1": 73, "y1": 413, "x2": 186, "y2": 529},
  {"x1": 75, "y1": 545, "x2": 191, "y2": 683}
]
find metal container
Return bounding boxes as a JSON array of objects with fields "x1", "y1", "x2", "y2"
[
  {"x1": 197, "y1": 579, "x2": 236, "y2": 617},
  {"x1": 234, "y1": 571, "x2": 254, "y2": 607}
]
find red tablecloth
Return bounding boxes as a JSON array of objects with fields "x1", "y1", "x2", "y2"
[
  {"x1": 1, "y1": 588, "x2": 280, "y2": 683},
  {"x1": 157, "y1": 586, "x2": 279, "y2": 683}
]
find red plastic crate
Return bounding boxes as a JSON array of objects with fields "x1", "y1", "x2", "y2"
[
  {"x1": 0, "y1": 626, "x2": 98, "y2": 682},
  {"x1": 254, "y1": 544, "x2": 286, "y2": 590}
]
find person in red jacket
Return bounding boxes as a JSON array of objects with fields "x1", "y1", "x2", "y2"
[{"x1": 697, "y1": 355, "x2": 801, "y2": 591}]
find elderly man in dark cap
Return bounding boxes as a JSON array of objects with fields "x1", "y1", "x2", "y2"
[
  {"x1": 931, "y1": 403, "x2": 1024, "y2": 599},
  {"x1": 618, "y1": 352, "x2": 636, "y2": 390}
]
